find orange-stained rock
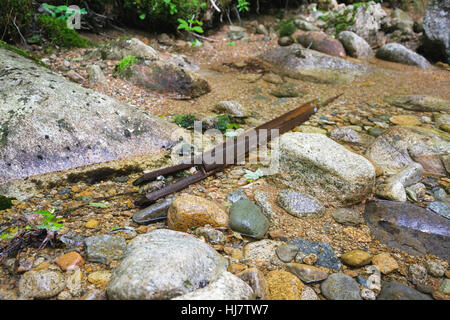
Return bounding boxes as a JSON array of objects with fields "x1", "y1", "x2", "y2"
[
  {"x1": 167, "y1": 195, "x2": 229, "y2": 232},
  {"x1": 55, "y1": 252, "x2": 85, "y2": 271},
  {"x1": 265, "y1": 270, "x2": 305, "y2": 300},
  {"x1": 372, "y1": 252, "x2": 399, "y2": 274},
  {"x1": 228, "y1": 263, "x2": 247, "y2": 274}
]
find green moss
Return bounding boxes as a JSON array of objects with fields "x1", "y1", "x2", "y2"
[
  {"x1": 216, "y1": 115, "x2": 231, "y2": 132},
  {"x1": 38, "y1": 16, "x2": 91, "y2": 48},
  {"x1": 175, "y1": 114, "x2": 196, "y2": 128},
  {"x1": 0, "y1": 195, "x2": 15, "y2": 211},
  {"x1": 0, "y1": 40, "x2": 49, "y2": 68},
  {"x1": 278, "y1": 20, "x2": 297, "y2": 37},
  {"x1": 116, "y1": 56, "x2": 139, "y2": 72}
]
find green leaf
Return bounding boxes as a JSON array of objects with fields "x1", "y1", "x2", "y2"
[
  {"x1": 192, "y1": 26, "x2": 204, "y2": 34},
  {"x1": 139, "y1": 13, "x2": 146, "y2": 20}
]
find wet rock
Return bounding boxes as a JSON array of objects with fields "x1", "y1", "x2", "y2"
[
  {"x1": 237, "y1": 268, "x2": 267, "y2": 299},
  {"x1": 173, "y1": 271, "x2": 254, "y2": 300},
  {"x1": 297, "y1": 31, "x2": 346, "y2": 57},
  {"x1": 259, "y1": 45, "x2": 368, "y2": 84},
  {"x1": 262, "y1": 73, "x2": 283, "y2": 84},
  {"x1": 294, "y1": 125, "x2": 327, "y2": 134},
  {"x1": 0, "y1": 48, "x2": 180, "y2": 187},
  {"x1": 294, "y1": 19, "x2": 320, "y2": 32},
  {"x1": 340, "y1": 250, "x2": 372, "y2": 268},
  {"x1": 277, "y1": 189, "x2": 325, "y2": 218},
  {"x1": 428, "y1": 202, "x2": 450, "y2": 219},
  {"x1": 86, "y1": 64, "x2": 107, "y2": 84},
  {"x1": 321, "y1": 273, "x2": 362, "y2": 300},
  {"x1": 55, "y1": 252, "x2": 85, "y2": 271},
  {"x1": 195, "y1": 227, "x2": 227, "y2": 245},
  {"x1": 338, "y1": 31, "x2": 373, "y2": 58},
  {"x1": 422, "y1": 0, "x2": 450, "y2": 64},
  {"x1": 265, "y1": 270, "x2": 306, "y2": 300},
  {"x1": 385, "y1": 95, "x2": 450, "y2": 112},
  {"x1": 390, "y1": 8, "x2": 414, "y2": 34},
  {"x1": 348, "y1": 2, "x2": 387, "y2": 47},
  {"x1": 390, "y1": 115, "x2": 421, "y2": 126},
  {"x1": 85, "y1": 235, "x2": 126, "y2": 265},
  {"x1": 438, "y1": 279, "x2": 450, "y2": 295},
  {"x1": 81, "y1": 289, "x2": 107, "y2": 300},
  {"x1": 271, "y1": 133, "x2": 375, "y2": 205},
  {"x1": 167, "y1": 195, "x2": 229, "y2": 232},
  {"x1": 409, "y1": 264, "x2": 427, "y2": 285},
  {"x1": 376, "y1": 43, "x2": 431, "y2": 69},
  {"x1": 115, "y1": 58, "x2": 210, "y2": 99},
  {"x1": 378, "y1": 281, "x2": 432, "y2": 300},
  {"x1": 107, "y1": 229, "x2": 227, "y2": 299},
  {"x1": 270, "y1": 83, "x2": 306, "y2": 98},
  {"x1": 364, "y1": 200, "x2": 450, "y2": 260},
  {"x1": 256, "y1": 24, "x2": 269, "y2": 36},
  {"x1": 89, "y1": 37, "x2": 159, "y2": 60},
  {"x1": 19, "y1": 270, "x2": 66, "y2": 299},
  {"x1": 286, "y1": 263, "x2": 328, "y2": 283},
  {"x1": 361, "y1": 288, "x2": 376, "y2": 300},
  {"x1": 214, "y1": 101, "x2": 249, "y2": 118},
  {"x1": 426, "y1": 260, "x2": 446, "y2": 278},
  {"x1": 229, "y1": 199, "x2": 269, "y2": 240},
  {"x1": 371, "y1": 252, "x2": 399, "y2": 275},
  {"x1": 432, "y1": 188, "x2": 450, "y2": 203},
  {"x1": 66, "y1": 269, "x2": 83, "y2": 297},
  {"x1": 405, "y1": 183, "x2": 426, "y2": 202},
  {"x1": 329, "y1": 127, "x2": 374, "y2": 147},
  {"x1": 365, "y1": 126, "x2": 450, "y2": 175},
  {"x1": 243, "y1": 240, "x2": 284, "y2": 269},
  {"x1": 288, "y1": 238, "x2": 342, "y2": 270},
  {"x1": 132, "y1": 197, "x2": 174, "y2": 224},
  {"x1": 332, "y1": 208, "x2": 364, "y2": 226},
  {"x1": 278, "y1": 36, "x2": 294, "y2": 47},
  {"x1": 275, "y1": 244, "x2": 299, "y2": 262}
]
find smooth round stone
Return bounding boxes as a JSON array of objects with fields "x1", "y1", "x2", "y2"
[
  {"x1": 332, "y1": 208, "x2": 364, "y2": 226},
  {"x1": 237, "y1": 268, "x2": 267, "y2": 299},
  {"x1": 277, "y1": 189, "x2": 325, "y2": 218},
  {"x1": 195, "y1": 227, "x2": 227, "y2": 245},
  {"x1": 368, "y1": 127, "x2": 384, "y2": 137},
  {"x1": 320, "y1": 273, "x2": 362, "y2": 300},
  {"x1": 275, "y1": 244, "x2": 299, "y2": 262},
  {"x1": 426, "y1": 260, "x2": 445, "y2": 278},
  {"x1": 278, "y1": 36, "x2": 294, "y2": 46},
  {"x1": 19, "y1": 270, "x2": 66, "y2": 299},
  {"x1": 229, "y1": 199, "x2": 270, "y2": 239},
  {"x1": 132, "y1": 197, "x2": 174, "y2": 224},
  {"x1": 286, "y1": 263, "x2": 328, "y2": 283},
  {"x1": 372, "y1": 253, "x2": 399, "y2": 275},
  {"x1": 378, "y1": 281, "x2": 432, "y2": 300},
  {"x1": 340, "y1": 250, "x2": 372, "y2": 267},
  {"x1": 85, "y1": 235, "x2": 126, "y2": 265},
  {"x1": 438, "y1": 279, "x2": 450, "y2": 295}
]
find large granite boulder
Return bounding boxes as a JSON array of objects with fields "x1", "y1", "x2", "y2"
[
  {"x1": 422, "y1": 0, "x2": 450, "y2": 63},
  {"x1": 269, "y1": 133, "x2": 375, "y2": 205},
  {"x1": 348, "y1": 1, "x2": 387, "y2": 47},
  {"x1": 258, "y1": 44, "x2": 368, "y2": 84},
  {"x1": 0, "y1": 48, "x2": 179, "y2": 186},
  {"x1": 376, "y1": 43, "x2": 431, "y2": 69}
]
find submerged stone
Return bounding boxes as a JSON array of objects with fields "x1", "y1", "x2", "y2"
[
  {"x1": 288, "y1": 238, "x2": 342, "y2": 270},
  {"x1": 363, "y1": 200, "x2": 450, "y2": 260}
]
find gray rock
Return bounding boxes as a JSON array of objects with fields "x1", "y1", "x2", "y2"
[
  {"x1": 423, "y1": 0, "x2": 450, "y2": 64},
  {"x1": 195, "y1": 227, "x2": 227, "y2": 245},
  {"x1": 391, "y1": 8, "x2": 414, "y2": 34},
  {"x1": 227, "y1": 189, "x2": 249, "y2": 203},
  {"x1": 237, "y1": 268, "x2": 267, "y2": 299},
  {"x1": 229, "y1": 199, "x2": 270, "y2": 239},
  {"x1": 278, "y1": 36, "x2": 294, "y2": 47},
  {"x1": 214, "y1": 101, "x2": 249, "y2": 118},
  {"x1": 321, "y1": 273, "x2": 362, "y2": 300},
  {"x1": 294, "y1": 19, "x2": 320, "y2": 31},
  {"x1": 428, "y1": 201, "x2": 450, "y2": 219},
  {"x1": 286, "y1": 263, "x2": 328, "y2": 283},
  {"x1": 438, "y1": 279, "x2": 450, "y2": 295},
  {"x1": 275, "y1": 244, "x2": 299, "y2": 262},
  {"x1": 107, "y1": 229, "x2": 227, "y2": 299},
  {"x1": 277, "y1": 189, "x2": 325, "y2": 218},
  {"x1": 259, "y1": 44, "x2": 369, "y2": 84},
  {"x1": 376, "y1": 43, "x2": 431, "y2": 69},
  {"x1": 270, "y1": 82, "x2": 306, "y2": 98},
  {"x1": 243, "y1": 240, "x2": 284, "y2": 269},
  {"x1": 166, "y1": 54, "x2": 200, "y2": 73},
  {"x1": 86, "y1": 64, "x2": 107, "y2": 84},
  {"x1": 288, "y1": 238, "x2": 342, "y2": 270},
  {"x1": 254, "y1": 190, "x2": 278, "y2": 223},
  {"x1": 132, "y1": 197, "x2": 174, "y2": 224},
  {"x1": 329, "y1": 127, "x2": 374, "y2": 147},
  {"x1": 256, "y1": 24, "x2": 269, "y2": 36},
  {"x1": 432, "y1": 188, "x2": 449, "y2": 203},
  {"x1": 0, "y1": 47, "x2": 180, "y2": 187},
  {"x1": 85, "y1": 235, "x2": 126, "y2": 265},
  {"x1": 385, "y1": 95, "x2": 450, "y2": 112},
  {"x1": 338, "y1": 31, "x2": 373, "y2": 58},
  {"x1": 409, "y1": 264, "x2": 428, "y2": 285},
  {"x1": 364, "y1": 200, "x2": 450, "y2": 260},
  {"x1": 348, "y1": 2, "x2": 387, "y2": 47},
  {"x1": 365, "y1": 126, "x2": 450, "y2": 175},
  {"x1": 172, "y1": 271, "x2": 254, "y2": 300},
  {"x1": 19, "y1": 270, "x2": 66, "y2": 299},
  {"x1": 378, "y1": 281, "x2": 432, "y2": 300},
  {"x1": 332, "y1": 208, "x2": 364, "y2": 226},
  {"x1": 405, "y1": 183, "x2": 426, "y2": 202},
  {"x1": 89, "y1": 37, "x2": 159, "y2": 60},
  {"x1": 271, "y1": 133, "x2": 375, "y2": 205}
]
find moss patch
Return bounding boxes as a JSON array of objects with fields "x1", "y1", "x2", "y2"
[
  {"x1": 174, "y1": 114, "x2": 196, "y2": 129},
  {"x1": 278, "y1": 20, "x2": 297, "y2": 37},
  {"x1": 38, "y1": 16, "x2": 91, "y2": 48},
  {"x1": 0, "y1": 195, "x2": 15, "y2": 211},
  {"x1": 0, "y1": 40, "x2": 49, "y2": 68}
]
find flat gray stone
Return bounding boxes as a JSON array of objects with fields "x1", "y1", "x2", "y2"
[
  {"x1": 85, "y1": 235, "x2": 126, "y2": 265},
  {"x1": 376, "y1": 43, "x2": 431, "y2": 69},
  {"x1": 378, "y1": 281, "x2": 432, "y2": 300},
  {"x1": 321, "y1": 273, "x2": 362, "y2": 300},
  {"x1": 277, "y1": 189, "x2": 325, "y2": 218}
]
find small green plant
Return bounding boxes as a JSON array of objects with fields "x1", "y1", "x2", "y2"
[
  {"x1": 41, "y1": 3, "x2": 87, "y2": 21},
  {"x1": 116, "y1": 56, "x2": 139, "y2": 72},
  {"x1": 175, "y1": 114, "x2": 197, "y2": 128},
  {"x1": 191, "y1": 39, "x2": 202, "y2": 47},
  {"x1": 216, "y1": 115, "x2": 231, "y2": 132},
  {"x1": 226, "y1": 41, "x2": 236, "y2": 46},
  {"x1": 278, "y1": 20, "x2": 297, "y2": 37},
  {"x1": 31, "y1": 210, "x2": 63, "y2": 232},
  {"x1": 177, "y1": 18, "x2": 204, "y2": 34},
  {"x1": 237, "y1": 0, "x2": 250, "y2": 12}
]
